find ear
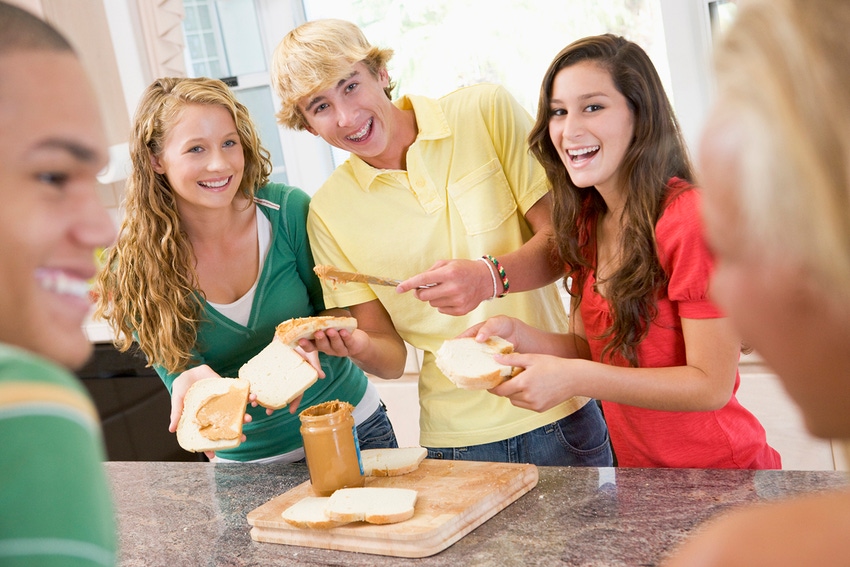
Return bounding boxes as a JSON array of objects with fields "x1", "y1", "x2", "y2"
[
  {"x1": 304, "y1": 124, "x2": 318, "y2": 136},
  {"x1": 150, "y1": 153, "x2": 165, "y2": 174},
  {"x1": 378, "y1": 67, "x2": 390, "y2": 87}
]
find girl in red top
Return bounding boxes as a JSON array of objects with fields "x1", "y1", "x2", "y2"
[{"x1": 464, "y1": 34, "x2": 780, "y2": 468}]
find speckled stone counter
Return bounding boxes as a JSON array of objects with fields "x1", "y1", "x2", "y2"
[{"x1": 106, "y1": 462, "x2": 847, "y2": 567}]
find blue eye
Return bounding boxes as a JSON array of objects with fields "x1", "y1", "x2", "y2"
[
  {"x1": 223, "y1": 140, "x2": 237, "y2": 148},
  {"x1": 345, "y1": 82, "x2": 358, "y2": 93}
]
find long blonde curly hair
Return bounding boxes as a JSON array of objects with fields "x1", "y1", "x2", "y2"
[{"x1": 94, "y1": 77, "x2": 272, "y2": 374}]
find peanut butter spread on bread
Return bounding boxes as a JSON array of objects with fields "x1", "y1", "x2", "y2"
[{"x1": 196, "y1": 389, "x2": 242, "y2": 441}]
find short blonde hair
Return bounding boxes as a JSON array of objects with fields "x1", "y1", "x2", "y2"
[
  {"x1": 712, "y1": 0, "x2": 850, "y2": 300},
  {"x1": 271, "y1": 19, "x2": 394, "y2": 130}
]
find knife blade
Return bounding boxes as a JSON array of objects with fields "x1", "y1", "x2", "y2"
[{"x1": 313, "y1": 265, "x2": 436, "y2": 289}]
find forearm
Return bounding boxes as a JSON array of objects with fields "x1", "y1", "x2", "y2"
[
  {"x1": 570, "y1": 360, "x2": 734, "y2": 412},
  {"x1": 490, "y1": 225, "x2": 563, "y2": 295},
  {"x1": 348, "y1": 331, "x2": 407, "y2": 380},
  {"x1": 346, "y1": 300, "x2": 408, "y2": 380}
]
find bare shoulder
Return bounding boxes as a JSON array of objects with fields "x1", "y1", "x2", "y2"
[{"x1": 662, "y1": 489, "x2": 850, "y2": 567}]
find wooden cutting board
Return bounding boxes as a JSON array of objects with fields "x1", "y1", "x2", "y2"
[{"x1": 247, "y1": 459, "x2": 538, "y2": 558}]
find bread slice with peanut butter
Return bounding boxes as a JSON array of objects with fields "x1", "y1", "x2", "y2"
[{"x1": 176, "y1": 377, "x2": 250, "y2": 453}]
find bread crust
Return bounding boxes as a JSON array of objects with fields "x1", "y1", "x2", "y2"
[
  {"x1": 326, "y1": 487, "x2": 418, "y2": 525},
  {"x1": 281, "y1": 497, "x2": 346, "y2": 529},
  {"x1": 275, "y1": 316, "x2": 358, "y2": 347},
  {"x1": 361, "y1": 447, "x2": 427, "y2": 477}
]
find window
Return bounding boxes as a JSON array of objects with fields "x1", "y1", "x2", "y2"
[
  {"x1": 182, "y1": 0, "x2": 289, "y2": 184},
  {"x1": 302, "y1": 0, "x2": 670, "y2": 125}
]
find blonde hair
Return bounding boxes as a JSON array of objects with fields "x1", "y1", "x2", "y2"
[
  {"x1": 271, "y1": 18, "x2": 394, "y2": 130},
  {"x1": 94, "y1": 77, "x2": 272, "y2": 374},
  {"x1": 712, "y1": 0, "x2": 850, "y2": 300}
]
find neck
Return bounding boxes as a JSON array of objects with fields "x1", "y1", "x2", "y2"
[{"x1": 180, "y1": 196, "x2": 255, "y2": 244}]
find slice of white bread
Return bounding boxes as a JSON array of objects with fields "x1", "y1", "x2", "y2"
[
  {"x1": 360, "y1": 447, "x2": 427, "y2": 477},
  {"x1": 238, "y1": 338, "x2": 318, "y2": 410},
  {"x1": 280, "y1": 496, "x2": 346, "y2": 529},
  {"x1": 435, "y1": 336, "x2": 520, "y2": 390},
  {"x1": 176, "y1": 377, "x2": 250, "y2": 453},
  {"x1": 275, "y1": 316, "x2": 358, "y2": 347},
  {"x1": 326, "y1": 487, "x2": 418, "y2": 525}
]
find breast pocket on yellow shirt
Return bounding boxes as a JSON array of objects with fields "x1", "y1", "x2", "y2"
[{"x1": 447, "y1": 158, "x2": 517, "y2": 235}]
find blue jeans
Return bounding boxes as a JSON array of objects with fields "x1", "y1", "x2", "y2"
[
  {"x1": 426, "y1": 399, "x2": 612, "y2": 466},
  {"x1": 355, "y1": 401, "x2": 399, "y2": 450}
]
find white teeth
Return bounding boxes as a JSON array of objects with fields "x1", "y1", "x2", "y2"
[
  {"x1": 568, "y1": 146, "x2": 600, "y2": 156},
  {"x1": 199, "y1": 178, "x2": 228, "y2": 188},
  {"x1": 346, "y1": 118, "x2": 372, "y2": 141},
  {"x1": 37, "y1": 270, "x2": 91, "y2": 299}
]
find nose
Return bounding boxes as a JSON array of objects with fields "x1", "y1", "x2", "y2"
[
  {"x1": 207, "y1": 147, "x2": 229, "y2": 171},
  {"x1": 335, "y1": 102, "x2": 357, "y2": 128},
  {"x1": 72, "y1": 184, "x2": 117, "y2": 249},
  {"x1": 563, "y1": 112, "x2": 584, "y2": 141}
]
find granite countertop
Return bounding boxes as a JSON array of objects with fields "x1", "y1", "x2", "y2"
[{"x1": 106, "y1": 462, "x2": 847, "y2": 567}]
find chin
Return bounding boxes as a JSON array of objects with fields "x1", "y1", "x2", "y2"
[{"x1": 44, "y1": 333, "x2": 94, "y2": 371}]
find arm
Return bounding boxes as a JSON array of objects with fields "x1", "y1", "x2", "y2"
[
  {"x1": 661, "y1": 491, "x2": 850, "y2": 567},
  {"x1": 491, "y1": 316, "x2": 742, "y2": 413},
  {"x1": 397, "y1": 192, "x2": 562, "y2": 315},
  {"x1": 299, "y1": 299, "x2": 408, "y2": 380}
]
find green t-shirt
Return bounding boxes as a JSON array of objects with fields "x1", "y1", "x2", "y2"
[
  {"x1": 0, "y1": 343, "x2": 116, "y2": 566},
  {"x1": 155, "y1": 183, "x2": 367, "y2": 461}
]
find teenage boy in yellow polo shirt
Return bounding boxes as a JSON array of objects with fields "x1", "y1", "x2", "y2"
[{"x1": 271, "y1": 19, "x2": 611, "y2": 466}]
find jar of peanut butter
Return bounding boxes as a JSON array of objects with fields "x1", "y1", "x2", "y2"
[{"x1": 299, "y1": 400, "x2": 365, "y2": 496}]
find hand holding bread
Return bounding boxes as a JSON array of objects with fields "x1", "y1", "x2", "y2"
[
  {"x1": 435, "y1": 336, "x2": 522, "y2": 390},
  {"x1": 174, "y1": 316, "x2": 362, "y2": 454}
]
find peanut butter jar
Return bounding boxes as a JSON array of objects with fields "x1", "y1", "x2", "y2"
[{"x1": 299, "y1": 400, "x2": 365, "y2": 496}]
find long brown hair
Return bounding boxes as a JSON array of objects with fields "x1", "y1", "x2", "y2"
[
  {"x1": 94, "y1": 77, "x2": 272, "y2": 373},
  {"x1": 529, "y1": 34, "x2": 693, "y2": 366}
]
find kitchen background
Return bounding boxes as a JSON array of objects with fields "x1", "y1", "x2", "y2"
[{"x1": 11, "y1": 0, "x2": 844, "y2": 470}]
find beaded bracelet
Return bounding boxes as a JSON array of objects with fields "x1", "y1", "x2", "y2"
[
  {"x1": 477, "y1": 257, "x2": 498, "y2": 300},
  {"x1": 484, "y1": 254, "x2": 510, "y2": 297}
]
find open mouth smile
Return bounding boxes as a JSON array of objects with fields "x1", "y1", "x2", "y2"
[
  {"x1": 346, "y1": 118, "x2": 373, "y2": 142},
  {"x1": 36, "y1": 268, "x2": 92, "y2": 300},
  {"x1": 198, "y1": 176, "x2": 231, "y2": 189},
  {"x1": 567, "y1": 145, "x2": 600, "y2": 163}
]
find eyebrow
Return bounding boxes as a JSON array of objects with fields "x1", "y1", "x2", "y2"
[
  {"x1": 180, "y1": 131, "x2": 240, "y2": 147},
  {"x1": 35, "y1": 138, "x2": 100, "y2": 163},
  {"x1": 304, "y1": 70, "x2": 360, "y2": 113}
]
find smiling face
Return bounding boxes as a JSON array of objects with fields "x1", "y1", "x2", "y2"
[
  {"x1": 547, "y1": 61, "x2": 635, "y2": 198},
  {"x1": 298, "y1": 61, "x2": 404, "y2": 170},
  {"x1": 0, "y1": 50, "x2": 114, "y2": 369},
  {"x1": 151, "y1": 103, "x2": 245, "y2": 214},
  {"x1": 700, "y1": 109, "x2": 850, "y2": 438}
]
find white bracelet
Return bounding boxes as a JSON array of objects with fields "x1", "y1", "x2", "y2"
[{"x1": 477, "y1": 256, "x2": 498, "y2": 300}]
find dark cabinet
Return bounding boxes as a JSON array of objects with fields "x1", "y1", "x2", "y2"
[{"x1": 76, "y1": 343, "x2": 203, "y2": 462}]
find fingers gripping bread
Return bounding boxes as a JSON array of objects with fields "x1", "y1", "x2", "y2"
[
  {"x1": 176, "y1": 377, "x2": 250, "y2": 453},
  {"x1": 435, "y1": 336, "x2": 520, "y2": 390},
  {"x1": 275, "y1": 316, "x2": 358, "y2": 347},
  {"x1": 238, "y1": 338, "x2": 318, "y2": 410}
]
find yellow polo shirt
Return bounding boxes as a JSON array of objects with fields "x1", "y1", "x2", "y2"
[{"x1": 307, "y1": 83, "x2": 575, "y2": 447}]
